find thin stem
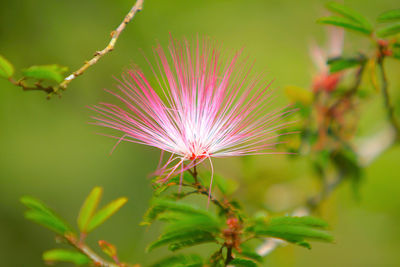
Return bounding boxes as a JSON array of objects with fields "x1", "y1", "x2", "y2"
[
  {"x1": 59, "y1": 0, "x2": 144, "y2": 90},
  {"x1": 225, "y1": 247, "x2": 233, "y2": 265},
  {"x1": 8, "y1": 77, "x2": 56, "y2": 95},
  {"x1": 377, "y1": 56, "x2": 400, "y2": 139},
  {"x1": 185, "y1": 168, "x2": 232, "y2": 214},
  {"x1": 65, "y1": 234, "x2": 120, "y2": 267},
  {"x1": 193, "y1": 161, "x2": 199, "y2": 183},
  {"x1": 185, "y1": 167, "x2": 239, "y2": 266}
]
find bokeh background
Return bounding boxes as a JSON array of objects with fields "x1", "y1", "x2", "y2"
[{"x1": 1, "y1": 0, "x2": 400, "y2": 266}]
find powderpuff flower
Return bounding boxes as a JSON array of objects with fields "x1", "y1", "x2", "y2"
[{"x1": 91, "y1": 38, "x2": 295, "y2": 185}]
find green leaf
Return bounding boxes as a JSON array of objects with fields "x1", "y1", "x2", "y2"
[
  {"x1": 21, "y1": 196, "x2": 58, "y2": 217},
  {"x1": 43, "y1": 249, "x2": 90, "y2": 266},
  {"x1": 254, "y1": 224, "x2": 333, "y2": 243},
  {"x1": 150, "y1": 254, "x2": 203, "y2": 267},
  {"x1": 22, "y1": 64, "x2": 67, "y2": 83},
  {"x1": 377, "y1": 9, "x2": 400, "y2": 22},
  {"x1": 377, "y1": 23, "x2": 400, "y2": 37},
  {"x1": 142, "y1": 198, "x2": 215, "y2": 225},
  {"x1": 284, "y1": 86, "x2": 313, "y2": 105},
  {"x1": 248, "y1": 215, "x2": 334, "y2": 248},
  {"x1": 0, "y1": 54, "x2": 14, "y2": 79},
  {"x1": 86, "y1": 197, "x2": 127, "y2": 232},
  {"x1": 168, "y1": 232, "x2": 217, "y2": 251},
  {"x1": 24, "y1": 211, "x2": 69, "y2": 235},
  {"x1": 77, "y1": 187, "x2": 103, "y2": 232},
  {"x1": 327, "y1": 57, "x2": 363, "y2": 73},
  {"x1": 269, "y1": 216, "x2": 329, "y2": 228},
  {"x1": 317, "y1": 16, "x2": 372, "y2": 35},
  {"x1": 145, "y1": 199, "x2": 222, "y2": 252},
  {"x1": 164, "y1": 214, "x2": 221, "y2": 234},
  {"x1": 21, "y1": 196, "x2": 73, "y2": 235},
  {"x1": 325, "y1": 2, "x2": 372, "y2": 30},
  {"x1": 148, "y1": 229, "x2": 216, "y2": 252},
  {"x1": 230, "y1": 258, "x2": 258, "y2": 267}
]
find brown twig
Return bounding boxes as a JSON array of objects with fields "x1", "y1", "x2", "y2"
[
  {"x1": 8, "y1": 77, "x2": 56, "y2": 95},
  {"x1": 59, "y1": 0, "x2": 144, "y2": 90},
  {"x1": 225, "y1": 246, "x2": 234, "y2": 265},
  {"x1": 377, "y1": 56, "x2": 400, "y2": 139}
]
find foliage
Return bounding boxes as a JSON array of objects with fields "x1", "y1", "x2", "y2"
[
  {"x1": 21, "y1": 64, "x2": 68, "y2": 83},
  {"x1": 21, "y1": 196, "x2": 73, "y2": 235},
  {"x1": 21, "y1": 188, "x2": 127, "y2": 266},
  {"x1": 141, "y1": 173, "x2": 333, "y2": 266},
  {"x1": 17, "y1": 1, "x2": 400, "y2": 267},
  {"x1": 317, "y1": 2, "x2": 372, "y2": 35},
  {"x1": 246, "y1": 216, "x2": 333, "y2": 249},
  {"x1": 327, "y1": 56, "x2": 366, "y2": 73},
  {"x1": 0, "y1": 54, "x2": 68, "y2": 96}
]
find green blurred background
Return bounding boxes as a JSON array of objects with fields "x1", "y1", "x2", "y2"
[{"x1": 1, "y1": 0, "x2": 400, "y2": 266}]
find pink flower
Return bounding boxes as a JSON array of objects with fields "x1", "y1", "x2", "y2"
[{"x1": 91, "y1": 38, "x2": 295, "y2": 183}]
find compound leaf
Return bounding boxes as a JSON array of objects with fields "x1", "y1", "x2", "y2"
[
  {"x1": 142, "y1": 198, "x2": 214, "y2": 225},
  {"x1": 269, "y1": 216, "x2": 329, "y2": 228},
  {"x1": 325, "y1": 2, "x2": 372, "y2": 30},
  {"x1": 317, "y1": 16, "x2": 372, "y2": 35},
  {"x1": 377, "y1": 9, "x2": 400, "y2": 22},
  {"x1": 327, "y1": 57, "x2": 364, "y2": 73},
  {"x1": 148, "y1": 229, "x2": 216, "y2": 252},
  {"x1": 22, "y1": 64, "x2": 67, "y2": 83},
  {"x1": 377, "y1": 23, "x2": 400, "y2": 37},
  {"x1": 247, "y1": 215, "x2": 333, "y2": 248}
]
